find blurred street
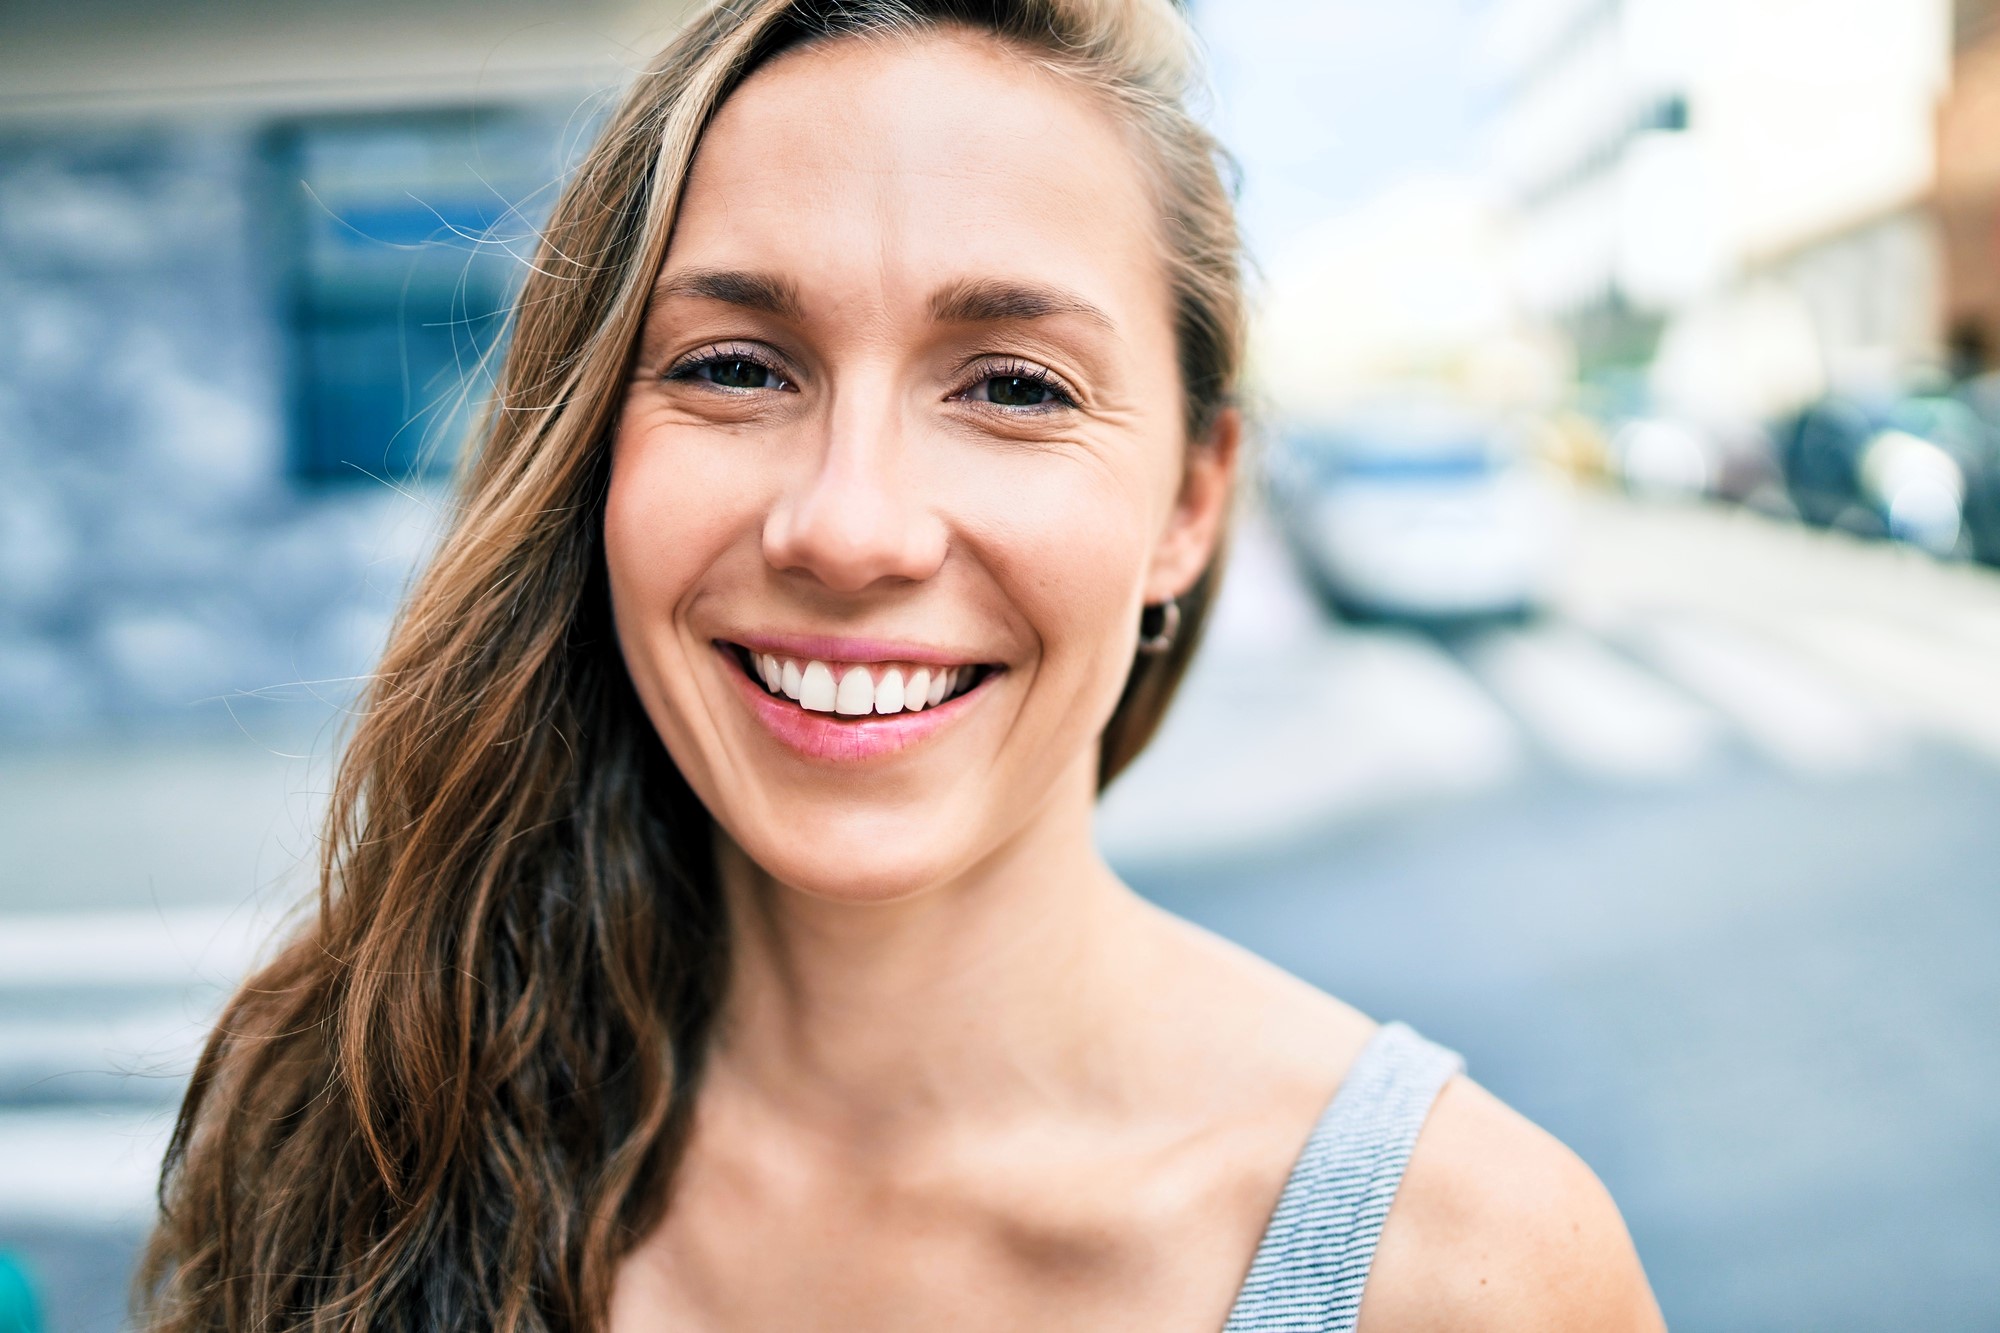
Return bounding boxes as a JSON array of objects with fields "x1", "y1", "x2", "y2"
[
  {"x1": 6, "y1": 0, "x2": 1998, "y2": 1328},
  {"x1": 2, "y1": 488, "x2": 1997, "y2": 1330}
]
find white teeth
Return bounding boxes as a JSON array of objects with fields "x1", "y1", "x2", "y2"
[
  {"x1": 874, "y1": 668, "x2": 905, "y2": 714},
  {"x1": 835, "y1": 665, "x2": 874, "y2": 715},
  {"x1": 799, "y1": 660, "x2": 837, "y2": 711},
  {"x1": 751, "y1": 652, "x2": 978, "y2": 716}
]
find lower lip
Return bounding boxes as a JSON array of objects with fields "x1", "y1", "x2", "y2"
[{"x1": 720, "y1": 647, "x2": 992, "y2": 762}]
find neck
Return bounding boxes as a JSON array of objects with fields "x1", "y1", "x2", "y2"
[{"x1": 707, "y1": 755, "x2": 1160, "y2": 1139}]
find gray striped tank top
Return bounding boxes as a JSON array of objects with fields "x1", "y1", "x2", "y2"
[{"x1": 1222, "y1": 1022, "x2": 1463, "y2": 1333}]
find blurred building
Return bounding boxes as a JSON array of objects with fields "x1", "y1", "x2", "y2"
[
  {"x1": 1483, "y1": 0, "x2": 1953, "y2": 418},
  {"x1": 1939, "y1": 0, "x2": 2000, "y2": 373},
  {"x1": 0, "y1": 0, "x2": 689, "y2": 739}
]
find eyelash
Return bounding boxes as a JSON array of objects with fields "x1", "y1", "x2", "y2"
[
  {"x1": 956, "y1": 358, "x2": 1079, "y2": 412},
  {"x1": 663, "y1": 343, "x2": 793, "y2": 391},
  {"x1": 662, "y1": 345, "x2": 1079, "y2": 411}
]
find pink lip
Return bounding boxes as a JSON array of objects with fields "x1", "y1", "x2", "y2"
[
  {"x1": 727, "y1": 632, "x2": 980, "y2": 668},
  {"x1": 717, "y1": 644, "x2": 994, "y2": 763}
]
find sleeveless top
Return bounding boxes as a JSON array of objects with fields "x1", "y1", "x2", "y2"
[{"x1": 1221, "y1": 1022, "x2": 1463, "y2": 1333}]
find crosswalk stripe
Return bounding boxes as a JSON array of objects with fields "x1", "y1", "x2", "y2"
[
  {"x1": 1618, "y1": 614, "x2": 1902, "y2": 776},
  {"x1": 1466, "y1": 625, "x2": 1722, "y2": 781},
  {"x1": 1928, "y1": 605, "x2": 2000, "y2": 660},
  {"x1": 0, "y1": 1005, "x2": 213, "y2": 1102},
  {"x1": 0, "y1": 907, "x2": 276, "y2": 990},
  {"x1": 1099, "y1": 629, "x2": 1520, "y2": 866},
  {"x1": 1782, "y1": 612, "x2": 2000, "y2": 763},
  {"x1": 0, "y1": 1106, "x2": 174, "y2": 1226},
  {"x1": 1105, "y1": 591, "x2": 1964, "y2": 865}
]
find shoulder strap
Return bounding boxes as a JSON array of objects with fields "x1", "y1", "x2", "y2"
[{"x1": 1222, "y1": 1022, "x2": 1463, "y2": 1333}]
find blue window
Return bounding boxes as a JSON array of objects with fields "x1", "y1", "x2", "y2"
[{"x1": 268, "y1": 109, "x2": 560, "y2": 485}]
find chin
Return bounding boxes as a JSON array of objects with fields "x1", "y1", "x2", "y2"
[
  {"x1": 718, "y1": 769, "x2": 1027, "y2": 901},
  {"x1": 731, "y1": 820, "x2": 974, "y2": 904}
]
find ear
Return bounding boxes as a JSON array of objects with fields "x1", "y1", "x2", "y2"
[{"x1": 1144, "y1": 407, "x2": 1242, "y2": 603}]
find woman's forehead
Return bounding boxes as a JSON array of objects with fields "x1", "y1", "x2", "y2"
[{"x1": 663, "y1": 31, "x2": 1169, "y2": 329}]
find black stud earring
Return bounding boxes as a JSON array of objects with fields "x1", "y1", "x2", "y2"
[{"x1": 1136, "y1": 598, "x2": 1181, "y2": 655}]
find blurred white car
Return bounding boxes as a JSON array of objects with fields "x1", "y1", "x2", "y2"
[{"x1": 1267, "y1": 402, "x2": 1570, "y2": 622}]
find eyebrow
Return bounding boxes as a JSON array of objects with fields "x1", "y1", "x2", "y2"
[
  {"x1": 927, "y1": 277, "x2": 1115, "y2": 331},
  {"x1": 648, "y1": 268, "x2": 1114, "y2": 334},
  {"x1": 649, "y1": 267, "x2": 805, "y2": 322}
]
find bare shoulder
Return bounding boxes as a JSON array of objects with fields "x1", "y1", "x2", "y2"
[
  {"x1": 1138, "y1": 903, "x2": 1658, "y2": 1329},
  {"x1": 1355, "y1": 1076, "x2": 1665, "y2": 1333}
]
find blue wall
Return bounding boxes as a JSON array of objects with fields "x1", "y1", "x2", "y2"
[{"x1": 0, "y1": 107, "x2": 566, "y2": 740}]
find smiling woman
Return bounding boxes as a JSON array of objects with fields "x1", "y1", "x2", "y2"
[{"x1": 137, "y1": 3, "x2": 1662, "y2": 1332}]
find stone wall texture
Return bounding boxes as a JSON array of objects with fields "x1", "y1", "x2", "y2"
[{"x1": 0, "y1": 118, "x2": 459, "y2": 740}]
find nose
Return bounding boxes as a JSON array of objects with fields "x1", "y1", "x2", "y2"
[{"x1": 761, "y1": 394, "x2": 949, "y2": 594}]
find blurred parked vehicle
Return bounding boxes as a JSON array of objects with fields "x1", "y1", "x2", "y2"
[
  {"x1": 1528, "y1": 409, "x2": 1614, "y2": 485},
  {"x1": 1610, "y1": 416, "x2": 1781, "y2": 505},
  {"x1": 1778, "y1": 394, "x2": 1998, "y2": 559},
  {"x1": 1266, "y1": 401, "x2": 1570, "y2": 623},
  {"x1": 1950, "y1": 374, "x2": 2000, "y2": 566}
]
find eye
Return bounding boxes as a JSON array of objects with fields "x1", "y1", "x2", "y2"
[
  {"x1": 666, "y1": 347, "x2": 794, "y2": 393},
  {"x1": 959, "y1": 363, "x2": 1077, "y2": 411}
]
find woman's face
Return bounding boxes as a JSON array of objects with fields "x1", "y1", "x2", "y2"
[{"x1": 606, "y1": 31, "x2": 1233, "y2": 902}]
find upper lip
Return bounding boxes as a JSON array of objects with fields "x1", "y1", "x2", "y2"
[{"x1": 722, "y1": 632, "x2": 992, "y2": 668}]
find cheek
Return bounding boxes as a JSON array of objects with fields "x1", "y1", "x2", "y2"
[
  {"x1": 948, "y1": 447, "x2": 1160, "y2": 680},
  {"x1": 603, "y1": 457, "x2": 685, "y2": 650},
  {"x1": 609, "y1": 404, "x2": 777, "y2": 567},
  {"x1": 602, "y1": 417, "x2": 761, "y2": 672}
]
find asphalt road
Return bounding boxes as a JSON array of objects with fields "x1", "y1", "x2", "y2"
[
  {"x1": 3, "y1": 491, "x2": 1997, "y2": 1330},
  {"x1": 1135, "y1": 748, "x2": 2000, "y2": 1330}
]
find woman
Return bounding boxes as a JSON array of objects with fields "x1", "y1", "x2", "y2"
[{"x1": 142, "y1": 1, "x2": 1664, "y2": 1329}]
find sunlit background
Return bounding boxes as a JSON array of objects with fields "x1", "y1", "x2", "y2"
[{"x1": 4, "y1": 0, "x2": 1999, "y2": 1328}]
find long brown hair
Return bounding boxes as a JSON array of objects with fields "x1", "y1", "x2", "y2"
[{"x1": 139, "y1": 1, "x2": 1244, "y2": 1327}]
